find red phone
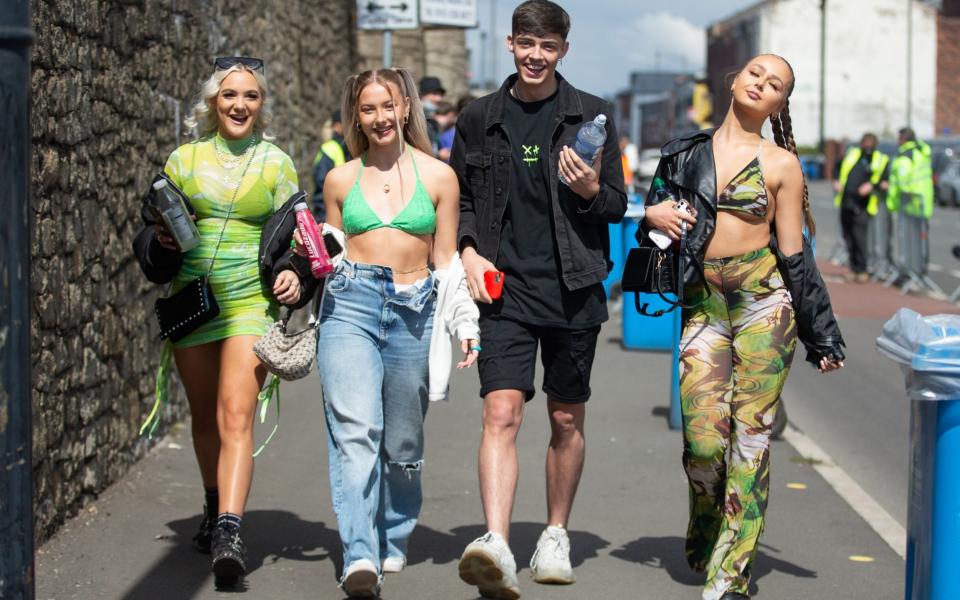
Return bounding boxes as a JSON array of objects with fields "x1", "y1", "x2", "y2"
[{"x1": 484, "y1": 271, "x2": 505, "y2": 300}]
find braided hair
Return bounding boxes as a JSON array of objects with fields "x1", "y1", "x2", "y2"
[{"x1": 766, "y1": 56, "x2": 816, "y2": 237}]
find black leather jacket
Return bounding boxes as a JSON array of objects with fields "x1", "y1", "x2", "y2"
[
  {"x1": 642, "y1": 129, "x2": 846, "y2": 365},
  {"x1": 450, "y1": 73, "x2": 627, "y2": 291}
]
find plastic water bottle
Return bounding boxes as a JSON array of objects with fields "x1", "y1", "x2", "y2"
[
  {"x1": 152, "y1": 179, "x2": 201, "y2": 253},
  {"x1": 559, "y1": 114, "x2": 607, "y2": 186},
  {"x1": 294, "y1": 201, "x2": 334, "y2": 278}
]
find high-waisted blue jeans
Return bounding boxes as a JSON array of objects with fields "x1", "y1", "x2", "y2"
[{"x1": 316, "y1": 259, "x2": 435, "y2": 573}]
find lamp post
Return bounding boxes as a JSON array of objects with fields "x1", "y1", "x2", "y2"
[
  {"x1": 488, "y1": 0, "x2": 497, "y2": 89},
  {"x1": 819, "y1": 0, "x2": 827, "y2": 152},
  {"x1": 0, "y1": 1, "x2": 35, "y2": 599},
  {"x1": 906, "y1": 0, "x2": 912, "y2": 127}
]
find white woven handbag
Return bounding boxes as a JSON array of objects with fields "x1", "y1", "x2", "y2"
[{"x1": 253, "y1": 309, "x2": 317, "y2": 381}]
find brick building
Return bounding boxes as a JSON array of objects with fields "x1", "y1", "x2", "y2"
[{"x1": 937, "y1": 0, "x2": 960, "y2": 135}]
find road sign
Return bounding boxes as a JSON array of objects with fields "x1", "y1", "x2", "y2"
[
  {"x1": 420, "y1": 0, "x2": 478, "y2": 28},
  {"x1": 357, "y1": 0, "x2": 418, "y2": 30}
]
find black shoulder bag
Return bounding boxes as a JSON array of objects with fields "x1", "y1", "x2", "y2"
[
  {"x1": 154, "y1": 145, "x2": 257, "y2": 342},
  {"x1": 621, "y1": 222, "x2": 694, "y2": 317}
]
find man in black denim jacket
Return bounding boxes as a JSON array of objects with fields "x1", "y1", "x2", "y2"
[{"x1": 449, "y1": 2, "x2": 626, "y2": 596}]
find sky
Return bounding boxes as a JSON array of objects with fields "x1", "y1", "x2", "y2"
[{"x1": 465, "y1": 0, "x2": 760, "y2": 98}]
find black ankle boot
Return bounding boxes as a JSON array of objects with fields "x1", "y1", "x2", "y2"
[
  {"x1": 192, "y1": 506, "x2": 216, "y2": 554},
  {"x1": 211, "y1": 522, "x2": 247, "y2": 588}
]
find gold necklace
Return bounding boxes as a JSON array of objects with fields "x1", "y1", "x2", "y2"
[{"x1": 214, "y1": 135, "x2": 256, "y2": 170}]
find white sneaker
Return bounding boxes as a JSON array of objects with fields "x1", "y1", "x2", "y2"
[
  {"x1": 530, "y1": 525, "x2": 575, "y2": 584},
  {"x1": 341, "y1": 558, "x2": 380, "y2": 598},
  {"x1": 458, "y1": 531, "x2": 521, "y2": 599},
  {"x1": 382, "y1": 555, "x2": 406, "y2": 573}
]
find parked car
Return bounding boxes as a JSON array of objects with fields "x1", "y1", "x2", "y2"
[
  {"x1": 637, "y1": 148, "x2": 661, "y2": 181},
  {"x1": 936, "y1": 155, "x2": 960, "y2": 208},
  {"x1": 930, "y1": 138, "x2": 960, "y2": 208}
]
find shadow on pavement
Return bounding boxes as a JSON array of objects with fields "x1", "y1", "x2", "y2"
[
  {"x1": 118, "y1": 509, "x2": 341, "y2": 599},
  {"x1": 408, "y1": 522, "x2": 610, "y2": 571},
  {"x1": 610, "y1": 536, "x2": 817, "y2": 596}
]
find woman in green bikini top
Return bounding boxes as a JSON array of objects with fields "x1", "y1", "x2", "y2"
[
  {"x1": 309, "y1": 68, "x2": 478, "y2": 598},
  {"x1": 149, "y1": 57, "x2": 302, "y2": 588}
]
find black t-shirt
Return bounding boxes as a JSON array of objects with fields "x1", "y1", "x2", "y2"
[{"x1": 488, "y1": 91, "x2": 607, "y2": 329}]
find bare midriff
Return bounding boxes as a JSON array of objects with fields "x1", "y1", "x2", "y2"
[
  {"x1": 704, "y1": 206, "x2": 776, "y2": 259},
  {"x1": 346, "y1": 228, "x2": 434, "y2": 284}
]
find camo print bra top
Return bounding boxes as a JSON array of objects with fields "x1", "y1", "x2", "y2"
[{"x1": 717, "y1": 141, "x2": 768, "y2": 218}]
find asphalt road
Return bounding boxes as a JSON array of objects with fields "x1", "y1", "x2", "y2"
[
  {"x1": 783, "y1": 182, "x2": 960, "y2": 530},
  {"x1": 37, "y1": 319, "x2": 903, "y2": 599}
]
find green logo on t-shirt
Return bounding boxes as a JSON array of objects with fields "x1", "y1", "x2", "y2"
[{"x1": 522, "y1": 144, "x2": 540, "y2": 167}]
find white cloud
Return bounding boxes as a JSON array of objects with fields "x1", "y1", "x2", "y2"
[{"x1": 622, "y1": 12, "x2": 706, "y2": 72}]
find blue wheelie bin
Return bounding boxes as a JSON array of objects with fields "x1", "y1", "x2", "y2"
[
  {"x1": 877, "y1": 309, "x2": 960, "y2": 600},
  {"x1": 621, "y1": 207, "x2": 680, "y2": 352},
  {"x1": 620, "y1": 204, "x2": 684, "y2": 429},
  {"x1": 604, "y1": 193, "x2": 642, "y2": 296}
]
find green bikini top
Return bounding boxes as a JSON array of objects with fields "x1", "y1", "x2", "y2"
[{"x1": 342, "y1": 149, "x2": 437, "y2": 236}]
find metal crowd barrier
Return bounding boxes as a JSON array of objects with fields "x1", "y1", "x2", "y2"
[
  {"x1": 884, "y1": 210, "x2": 945, "y2": 296},
  {"x1": 868, "y1": 199, "x2": 896, "y2": 280}
]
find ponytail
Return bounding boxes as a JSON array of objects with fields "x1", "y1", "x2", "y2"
[{"x1": 770, "y1": 100, "x2": 816, "y2": 237}]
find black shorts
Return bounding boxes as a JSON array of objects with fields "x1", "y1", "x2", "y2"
[{"x1": 477, "y1": 317, "x2": 601, "y2": 403}]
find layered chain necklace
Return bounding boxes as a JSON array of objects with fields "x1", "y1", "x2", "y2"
[{"x1": 214, "y1": 135, "x2": 257, "y2": 183}]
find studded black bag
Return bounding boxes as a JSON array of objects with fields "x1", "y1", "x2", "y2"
[
  {"x1": 153, "y1": 144, "x2": 256, "y2": 342},
  {"x1": 155, "y1": 276, "x2": 220, "y2": 342}
]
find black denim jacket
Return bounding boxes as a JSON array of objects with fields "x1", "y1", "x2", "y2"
[
  {"x1": 450, "y1": 74, "x2": 627, "y2": 291},
  {"x1": 643, "y1": 129, "x2": 846, "y2": 365}
]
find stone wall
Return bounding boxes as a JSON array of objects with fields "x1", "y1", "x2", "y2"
[
  {"x1": 30, "y1": 0, "x2": 356, "y2": 544},
  {"x1": 356, "y1": 27, "x2": 471, "y2": 102}
]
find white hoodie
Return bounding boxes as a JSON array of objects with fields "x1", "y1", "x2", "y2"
[{"x1": 428, "y1": 253, "x2": 480, "y2": 401}]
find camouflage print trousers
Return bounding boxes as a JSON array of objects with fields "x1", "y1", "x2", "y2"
[{"x1": 679, "y1": 247, "x2": 797, "y2": 600}]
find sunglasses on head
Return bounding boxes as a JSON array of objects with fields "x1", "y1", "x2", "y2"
[{"x1": 214, "y1": 56, "x2": 265, "y2": 74}]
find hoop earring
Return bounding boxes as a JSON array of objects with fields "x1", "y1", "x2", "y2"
[{"x1": 356, "y1": 122, "x2": 362, "y2": 131}]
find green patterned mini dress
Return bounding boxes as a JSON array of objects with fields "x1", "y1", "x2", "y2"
[{"x1": 163, "y1": 134, "x2": 299, "y2": 348}]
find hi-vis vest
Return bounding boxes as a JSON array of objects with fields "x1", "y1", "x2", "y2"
[
  {"x1": 313, "y1": 138, "x2": 347, "y2": 168},
  {"x1": 887, "y1": 140, "x2": 934, "y2": 219},
  {"x1": 833, "y1": 147, "x2": 890, "y2": 216}
]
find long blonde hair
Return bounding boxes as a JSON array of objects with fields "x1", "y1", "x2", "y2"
[
  {"x1": 184, "y1": 64, "x2": 274, "y2": 140},
  {"x1": 341, "y1": 68, "x2": 432, "y2": 157}
]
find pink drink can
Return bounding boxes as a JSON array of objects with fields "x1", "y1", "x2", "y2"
[{"x1": 293, "y1": 202, "x2": 334, "y2": 277}]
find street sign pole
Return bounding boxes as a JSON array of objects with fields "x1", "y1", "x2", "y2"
[
  {"x1": 384, "y1": 29, "x2": 392, "y2": 67},
  {"x1": 0, "y1": 1, "x2": 35, "y2": 598}
]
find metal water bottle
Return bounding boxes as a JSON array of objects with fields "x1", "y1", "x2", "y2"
[{"x1": 294, "y1": 201, "x2": 334, "y2": 278}]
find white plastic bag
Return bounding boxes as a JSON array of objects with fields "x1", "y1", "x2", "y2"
[{"x1": 877, "y1": 308, "x2": 960, "y2": 401}]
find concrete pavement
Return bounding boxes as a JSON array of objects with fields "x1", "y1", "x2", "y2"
[{"x1": 37, "y1": 306, "x2": 904, "y2": 599}]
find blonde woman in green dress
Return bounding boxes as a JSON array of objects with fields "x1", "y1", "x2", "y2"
[{"x1": 153, "y1": 57, "x2": 301, "y2": 588}]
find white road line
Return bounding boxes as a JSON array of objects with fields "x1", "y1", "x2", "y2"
[
  {"x1": 928, "y1": 263, "x2": 943, "y2": 272},
  {"x1": 781, "y1": 422, "x2": 907, "y2": 559}
]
